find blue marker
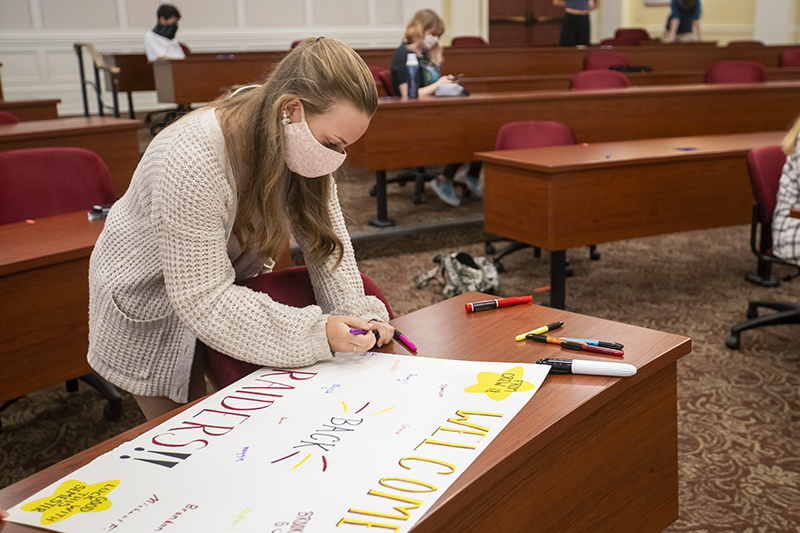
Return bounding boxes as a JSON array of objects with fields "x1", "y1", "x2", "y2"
[{"x1": 560, "y1": 337, "x2": 624, "y2": 351}]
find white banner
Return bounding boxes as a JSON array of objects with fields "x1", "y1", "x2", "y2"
[{"x1": 7, "y1": 352, "x2": 549, "y2": 533}]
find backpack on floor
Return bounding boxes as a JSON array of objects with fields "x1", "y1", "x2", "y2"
[{"x1": 413, "y1": 252, "x2": 499, "y2": 298}]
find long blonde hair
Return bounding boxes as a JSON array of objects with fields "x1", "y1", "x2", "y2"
[
  {"x1": 214, "y1": 38, "x2": 378, "y2": 268},
  {"x1": 404, "y1": 9, "x2": 445, "y2": 65},
  {"x1": 782, "y1": 114, "x2": 800, "y2": 155}
]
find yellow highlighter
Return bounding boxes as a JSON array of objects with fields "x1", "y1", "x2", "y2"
[{"x1": 514, "y1": 321, "x2": 564, "y2": 341}]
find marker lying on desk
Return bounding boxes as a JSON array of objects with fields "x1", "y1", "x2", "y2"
[
  {"x1": 393, "y1": 330, "x2": 417, "y2": 352},
  {"x1": 560, "y1": 337, "x2": 624, "y2": 350},
  {"x1": 526, "y1": 335, "x2": 624, "y2": 356},
  {"x1": 537, "y1": 358, "x2": 636, "y2": 377},
  {"x1": 466, "y1": 295, "x2": 532, "y2": 313},
  {"x1": 514, "y1": 321, "x2": 563, "y2": 342}
]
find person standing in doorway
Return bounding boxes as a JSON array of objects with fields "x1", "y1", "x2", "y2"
[{"x1": 554, "y1": 0, "x2": 599, "y2": 47}]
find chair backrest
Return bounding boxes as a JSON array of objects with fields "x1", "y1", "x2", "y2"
[
  {"x1": 747, "y1": 145, "x2": 787, "y2": 224},
  {"x1": 614, "y1": 28, "x2": 650, "y2": 42},
  {"x1": 206, "y1": 265, "x2": 394, "y2": 389},
  {"x1": 451, "y1": 36, "x2": 487, "y2": 47},
  {"x1": 583, "y1": 50, "x2": 630, "y2": 70},
  {"x1": 705, "y1": 60, "x2": 768, "y2": 83},
  {"x1": 780, "y1": 47, "x2": 800, "y2": 67},
  {"x1": 367, "y1": 65, "x2": 383, "y2": 83},
  {"x1": 495, "y1": 121, "x2": 576, "y2": 151},
  {"x1": 290, "y1": 39, "x2": 301, "y2": 49},
  {"x1": 378, "y1": 69, "x2": 395, "y2": 97},
  {"x1": 179, "y1": 42, "x2": 191, "y2": 56},
  {"x1": 572, "y1": 69, "x2": 632, "y2": 90},
  {"x1": 0, "y1": 147, "x2": 116, "y2": 225},
  {"x1": 726, "y1": 40, "x2": 765, "y2": 47},
  {"x1": 0, "y1": 110, "x2": 21, "y2": 125},
  {"x1": 600, "y1": 37, "x2": 641, "y2": 47}
]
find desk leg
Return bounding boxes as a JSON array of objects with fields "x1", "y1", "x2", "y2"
[
  {"x1": 550, "y1": 250, "x2": 566, "y2": 309},
  {"x1": 368, "y1": 170, "x2": 395, "y2": 228},
  {"x1": 127, "y1": 92, "x2": 135, "y2": 120}
]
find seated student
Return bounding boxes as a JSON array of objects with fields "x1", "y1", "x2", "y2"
[
  {"x1": 772, "y1": 115, "x2": 800, "y2": 266},
  {"x1": 144, "y1": 3, "x2": 185, "y2": 61},
  {"x1": 390, "y1": 8, "x2": 482, "y2": 207},
  {"x1": 87, "y1": 38, "x2": 394, "y2": 421},
  {"x1": 663, "y1": 0, "x2": 702, "y2": 43}
]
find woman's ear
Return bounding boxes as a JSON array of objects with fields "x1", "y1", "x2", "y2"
[{"x1": 282, "y1": 97, "x2": 303, "y2": 123}]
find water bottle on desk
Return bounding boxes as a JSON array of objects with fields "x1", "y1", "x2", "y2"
[{"x1": 406, "y1": 53, "x2": 419, "y2": 98}]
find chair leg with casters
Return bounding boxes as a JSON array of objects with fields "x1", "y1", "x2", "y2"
[
  {"x1": 725, "y1": 301, "x2": 800, "y2": 349},
  {"x1": 77, "y1": 372, "x2": 124, "y2": 421},
  {"x1": 589, "y1": 245, "x2": 601, "y2": 260}
]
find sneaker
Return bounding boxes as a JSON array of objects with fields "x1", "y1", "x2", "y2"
[
  {"x1": 454, "y1": 165, "x2": 483, "y2": 198},
  {"x1": 429, "y1": 175, "x2": 461, "y2": 207}
]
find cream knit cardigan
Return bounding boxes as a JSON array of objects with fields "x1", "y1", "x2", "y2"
[{"x1": 88, "y1": 108, "x2": 390, "y2": 403}]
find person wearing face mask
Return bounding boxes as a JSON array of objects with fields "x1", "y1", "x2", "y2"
[
  {"x1": 390, "y1": 9, "x2": 483, "y2": 207},
  {"x1": 144, "y1": 3, "x2": 185, "y2": 61},
  {"x1": 86, "y1": 38, "x2": 393, "y2": 421}
]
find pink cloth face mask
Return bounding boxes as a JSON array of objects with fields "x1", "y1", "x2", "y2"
[{"x1": 283, "y1": 104, "x2": 347, "y2": 178}]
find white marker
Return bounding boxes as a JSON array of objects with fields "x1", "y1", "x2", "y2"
[{"x1": 537, "y1": 358, "x2": 636, "y2": 377}]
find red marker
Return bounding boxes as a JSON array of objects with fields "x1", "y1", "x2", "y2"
[{"x1": 465, "y1": 295, "x2": 533, "y2": 313}]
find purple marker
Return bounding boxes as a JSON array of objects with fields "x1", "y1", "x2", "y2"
[{"x1": 350, "y1": 328, "x2": 370, "y2": 335}]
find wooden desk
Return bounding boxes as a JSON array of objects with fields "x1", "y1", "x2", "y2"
[
  {"x1": 461, "y1": 67, "x2": 800, "y2": 93},
  {"x1": 153, "y1": 51, "x2": 287, "y2": 104},
  {"x1": 0, "y1": 291, "x2": 691, "y2": 533},
  {"x1": 0, "y1": 212, "x2": 104, "y2": 405},
  {"x1": 347, "y1": 82, "x2": 800, "y2": 226},
  {"x1": 0, "y1": 99, "x2": 60, "y2": 121},
  {"x1": 357, "y1": 44, "x2": 796, "y2": 77},
  {"x1": 476, "y1": 131, "x2": 784, "y2": 309},
  {"x1": 0, "y1": 117, "x2": 142, "y2": 197}
]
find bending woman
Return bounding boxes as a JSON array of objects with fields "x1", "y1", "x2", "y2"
[{"x1": 87, "y1": 38, "x2": 393, "y2": 421}]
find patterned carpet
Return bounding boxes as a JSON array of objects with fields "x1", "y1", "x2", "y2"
[{"x1": 2, "y1": 165, "x2": 799, "y2": 532}]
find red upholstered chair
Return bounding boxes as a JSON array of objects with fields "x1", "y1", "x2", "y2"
[
  {"x1": 377, "y1": 69, "x2": 394, "y2": 96},
  {"x1": 179, "y1": 42, "x2": 191, "y2": 55},
  {"x1": 600, "y1": 37, "x2": 641, "y2": 47},
  {"x1": 572, "y1": 69, "x2": 632, "y2": 90},
  {"x1": 451, "y1": 36, "x2": 487, "y2": 47},
  {"x1": 0, "y1": 147, "x2": 116, "y2": 225},
  {"x1": 0, "y1": 147, "x2": 122, "y2": 420},
  {"x1": 614, "y1": 28, "x2": 650, "y2": 42},
  {"x1": 368, "y1": 65, "x2": 383, "y2": 83},
  {"x1": 583, "y1": 50, "x2": 630, "y2": 70},
  {"x1": 485, "y1": 121, "x2": 599, "y2": 271},
  {"x1": 780, "y1": 47, "x2": 800, "y2": 67},
  {"x1": 290, "y1": 40, "x2": 301, "y2": 49},
  {"x1": 726, "y1": 146, "x2": 799, "y2": 349},
  {"x1": 207, "y1": 266, "x2": 394, "y2": 389},
  {"x1": 705, "y1": 60, "x2": 768, "y2": 83},
  {"x1": 0, "y1": 110, "x2": 20, "y2": 125}
]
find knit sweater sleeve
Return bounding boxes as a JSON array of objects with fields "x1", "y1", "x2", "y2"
[
  {"x1": 294, "y1": 175, "x2": 392, "y2": 323},
  {"x1": 150, "y1": 119, "x2": 334, "y2": 367}
]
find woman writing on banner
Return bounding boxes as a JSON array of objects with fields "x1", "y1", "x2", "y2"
[{"x1": 86, "y1": 38, "x2": 393, "y2": 421}]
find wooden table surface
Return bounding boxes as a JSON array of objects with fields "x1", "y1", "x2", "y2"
[
  {"x1": 0, "y1": 291, "x2": 691, "y2": 533},
  {"x1": 135, "y1": 43, "x2": 800, "y2": 105},
  {"x1": 0, "y1": 117, "x2": 142, "y2": 197},
  {"x1": 476, "y1": 131, "x2": 785, "y2": 308},
  {"x1": 0, "y1": 99, "x2": 60, "y2": 121},
  {"x1": 346, "y1": 81, "x2": 800, "y2": 226},
  {"x1": 0, "y1": 212, "x2": 105, "y2": 404}
]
